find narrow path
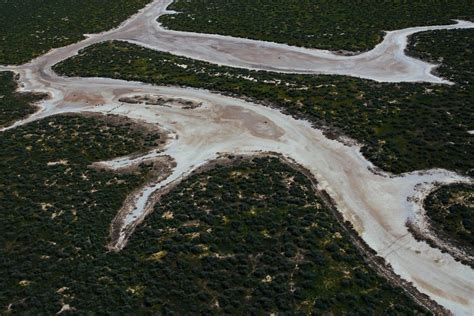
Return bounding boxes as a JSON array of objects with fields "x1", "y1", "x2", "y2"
[{"x1": 1, "y1": 0, "x2": 473, "y2": 314}]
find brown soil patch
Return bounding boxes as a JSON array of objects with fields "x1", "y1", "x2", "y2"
[
  {"x1": 216, "y1": 105, "x2": 285, "y2": 139},
  {"x1": 64, "y1": 91, "x2": 105, "y2": 105}
]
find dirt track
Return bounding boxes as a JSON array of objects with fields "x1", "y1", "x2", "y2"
[{"x1": 1, "y1": 0, "x2": 473, "y2": 314}]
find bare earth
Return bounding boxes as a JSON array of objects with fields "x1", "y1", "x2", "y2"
[{"x1": 1, "y1": 0, "x2": 473, "y2": 314}]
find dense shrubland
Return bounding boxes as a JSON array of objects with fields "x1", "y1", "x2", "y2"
[
  {"x1": 116, "y1": 157, "x2": 430, "y2": 314},
  {"x1": 407, "y1": 29, "x2": 474, "y2": 87},
  {"x1": 0, "y1": 72, "x2": 44, "y2": 127},
  {"x1": 160, "y1": 0, "x2": 473, "y2": 52},
  {"x1": 0, "y1": 114, "x2": 159, "y2": 313},
  {"x1": 424, "y1": 183, "x2": 473, "y2": 251},
  {"x1": 0, "y1": 0, "x2": 150, "y2": 64},
  {"x1": 55, "y1": 28, "x2": 474, "y2": 175}
]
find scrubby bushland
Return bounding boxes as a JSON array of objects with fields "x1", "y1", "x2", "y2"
[
  {"x1": 159, "y1": 0, "x2": 473, "y2": 52},
  {"x1": 115, "y1": 157, "x2": 430, "y2": 314},
  {"x1": 54, "y1": 28, "x2": 474, "y2": 175},
  {"x1": 0, "y1": 0, "x2": 150, "y2": 64},
  {"x1": 0, "y1": 114, "x2": 160, "y2": 313},
  {"x1": 407, "y1": 29, "x2": 473, "y2": 87},
  {"x1": 424, "y1": 183, "x2": 473, "y2": 250},
  {"x1": 0, "y1": 71, "x2": 45, "y2": 127}
]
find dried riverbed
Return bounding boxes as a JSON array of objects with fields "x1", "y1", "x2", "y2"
[{"x1": 1, "y1": 0, "x2": 473, "y2": 314}]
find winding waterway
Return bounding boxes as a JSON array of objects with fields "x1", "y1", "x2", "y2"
[{"x1": 1, "y1": 0, "x2": 473, "y2": 314}]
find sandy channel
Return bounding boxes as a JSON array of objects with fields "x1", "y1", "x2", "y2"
[{"x1": 0, "y1": 0, "x2": 473, "y2": 314}]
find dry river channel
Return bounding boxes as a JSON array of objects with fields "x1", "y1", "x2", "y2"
[{"x1": 1, "y1": 0, "x2": 473, "y2": 314}]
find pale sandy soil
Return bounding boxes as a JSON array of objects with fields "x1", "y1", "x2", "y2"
[{"x1": 1, "y1": 0, "x2": 473, "y2": 314}]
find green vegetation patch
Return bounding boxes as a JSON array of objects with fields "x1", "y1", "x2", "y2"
[
  {"x1": 159, "y1": 0, "x2": 473, "y2": 52},
  {"x1": 0, "y1": 0, "x2": 150, "y2": 65},
  {"x1": 54, "y1": 28, "x2": 474, "y2": 175},
  {"x1": 117, "y1": 157, "x2": 429, "y2": 314},
  {"x1": 408, "y1": 29, "x2": 474, "y2": 87},
  {"x1": 424, "y1": 184, "x2": 473, "y2": 250},
  {"x1": 0, "y1": 71, "x2": 45, "y2": 128},
  {"x1": 0, "y1": 114, "x2": 160, "y2": 313}
]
